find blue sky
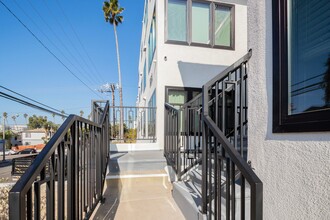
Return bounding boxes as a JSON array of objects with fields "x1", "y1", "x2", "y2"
[{"x1": 0, "y1": 0, "x2": 144, "y2": 125}]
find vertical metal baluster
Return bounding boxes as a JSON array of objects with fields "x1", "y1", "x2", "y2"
[
  {"x1": 226, "y1": 158, "x2": 230, "y2": 220},
  {"x1": 214, "y1": 139, "x2": 218, "y2": 220},
  {"x1": 47, "y1": 155, "x2": 55, "y2": 220},
  {"x1": 234, "y1": 81, "x2": 238, "y2": 152},
  {"x1": 241, "y1": 175, "x2": 245, "y2": 220},
  {"x1": 27, "y1": 187, "x2": 32, "y2": 220},
  {"x1": 231, "y1": 161, "x2": 236, "y2": 220},
  {"x1": 34, "y1": 182, "x2": 40, "y2": 220},
  {"x1": 201, "y1": 121, "x2": 208, "y2": 214},
  {"x1": 240, "y1": 65, "x2": 244, "y2": 157},
  {"x1": 208, "y1": 129, "x2": 212, "y2": 218},
  {"x1": 68, "y1": 131, "x2": 73, "y2": 219},
  {"x1": 58, "y1": 143, "x2": 64, "y2": 220}
]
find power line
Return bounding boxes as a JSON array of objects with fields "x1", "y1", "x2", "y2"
[
  {"x1": 0, "y1": 0, "x2": 103, "y2": 99},
  {"x1": 55, "y1": 0, "x2": 106, "y2": 83},
  {"x1": 43, "y1": 0, "x2": 104, "y2": 85},
  {"x1": 0, "y1": 85, "x2": 63, "y2": 114},
  {"x1": 22, "y1": 0, "x2": 101, "y2": 87},
  {"x1": 0, "y1": 91, "x2": 68, "y2": 118}
]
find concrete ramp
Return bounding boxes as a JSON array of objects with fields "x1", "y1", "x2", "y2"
[{"x1": 92, "y1": 150, "x2": 184, "y2": 220}]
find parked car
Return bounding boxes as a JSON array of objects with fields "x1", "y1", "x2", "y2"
[
  {"x1": 0, "y1": 150, "x2": 18, "y2": 156},
  {"x1": 18, "y1": 149, "x2": 37, "y2": 154}
]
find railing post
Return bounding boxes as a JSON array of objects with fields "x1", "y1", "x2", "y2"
[
  {"x1": 177, "y1": 110, "x2": 181, "y2": 180},
  {"x1": 201, "y1": 85, "x2": 209, "y2": 214}
]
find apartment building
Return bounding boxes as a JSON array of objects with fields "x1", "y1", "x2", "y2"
[{"x1": 137, "y1": 0, "x2": 248, "y2": 148}]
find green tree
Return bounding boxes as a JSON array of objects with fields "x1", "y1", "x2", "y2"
[
  {"x1": 28, "y1": 115, "x2": 47, "y2": 129},
  {"x1": 103, "y1": 0, "x2": 124, "y2": 138},
  {"x1": 23, "y1": 113, "x2": 28, "y2": 124},
  {"x1": 1, "y1": 130, "x2": 14, "y2": 149}
]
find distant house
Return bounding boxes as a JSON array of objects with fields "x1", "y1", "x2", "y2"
[
  {"x1": 21, "y1": 129, "x2": 46, "y2": 145},
  {"x1": 10, "y1": 124, "x2": 28, "y2": 132}
]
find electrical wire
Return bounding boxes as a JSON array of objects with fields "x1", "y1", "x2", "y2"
[
  {"x1": 42, "y1": 0, "x2": 104, "y2": 85},
  {"x1": 0, "y1": 91, "x2": 68, "y2": 118},
  {"x1": 0, "y1": 85, "x2": 64, "y2": 114},
  {"x1": 0, "y1": 0, "x2": 103, "y2": 99},
  {"x1": 55, "y1": 0, "x2": 106, "y2": 83},
  {"x1": 21, "y1": 0, "x2": 100, "y2": 87}
]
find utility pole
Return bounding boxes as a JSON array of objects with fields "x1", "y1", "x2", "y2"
[
  {"x1": 99, "y1": 83, "x2": 117, "y2": 139},
  {"x1": 2, "y1": 116, "x2": 5, "y2": 161}
]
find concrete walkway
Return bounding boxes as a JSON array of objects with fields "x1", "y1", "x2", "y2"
[{"x1": 92, "y1": 151, "x2": 184, "y2": 220}]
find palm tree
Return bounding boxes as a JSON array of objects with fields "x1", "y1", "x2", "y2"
[
  {"x1": 24, "y1": 113, "x2": 28, "y2": 124},
  {"x1": 52, "y1": 113, "x2": 55, "y2": 123},
  {"x1": 103, "y1": 0, "x2": 124, "y2": 138},
  {"x1": 80, "y1": 110, "x2": 84, "y2": 117},
  {"x1": 61, "y1": 110, "x2": 66, "y2": 121},
  {"x1": 2, "y1": 112, "x2": 7, "y2": 140},
  {"x1": 11, "y1": 115, "x2": 17, "y2": 130}
]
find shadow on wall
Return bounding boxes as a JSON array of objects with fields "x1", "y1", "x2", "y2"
[{"x1": 177, "y1": 61, "x2": 227, "y2": 88}]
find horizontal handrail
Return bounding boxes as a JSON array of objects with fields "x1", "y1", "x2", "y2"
[
  {"x1": 204, "y1": 49, "x2": 252, "y2": 89},
  {"x1": 165, "y1": 103, "x2": 179, "y2": 112},
  {"x1": 203, "y1": 115, "x2": 261, "y2": 184}
]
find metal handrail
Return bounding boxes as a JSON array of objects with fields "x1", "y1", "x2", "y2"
[
  {"x1": 202, "y1": 115, "x2": 263, "y2": 219},
  {"x1": 164, "y1": 103, "x2": 181, "y2": 177},
  {"x1": 204, "y1": 49, "x2": 252, "y2": 89},
  {"x1": 9, "y1": 101, "x2": 110, "y2": 219}
]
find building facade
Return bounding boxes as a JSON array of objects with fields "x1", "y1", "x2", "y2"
[
  {"x1": 248, "y1": 0, "x2": 330, "y2": 219},
  {"x1": 21, "y1": 129, "x2": 46, "y2": 146},
  {"x1": 137, "y1": 0, "x2": 248, "y2": 148}
]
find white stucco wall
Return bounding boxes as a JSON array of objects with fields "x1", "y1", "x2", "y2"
[
  {"x1": 137, "y1": 0, "x2": 248, "y2": 149},
  {"x1": 247, "y1": 1, "x2": 330, "y2": 219},
  {"x1": 21, "y1": 132, "x2": 45, "y2": 145}
]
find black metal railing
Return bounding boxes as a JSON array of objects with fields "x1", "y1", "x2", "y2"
[
  {"x1": 164, "y1": 103, "x2": 180, "y2": 177},
  {"x1": 201, "y1": 50, "x2": 262, "y2": 219},
  {"x1": 9, "y1": 101, "x2": 110, "y2": 219},
  {"x1": 202, "y1": 115, "x2": 262, "y2": 219},
  {"x1": 180, "y1": 93, "x2": 203, "y2": 178},
  {"x1": 164, "y1": 94, "x2": 203, "y2": 180},
  {"x1": 164, "y1": 50, "x2": 263, "y2": 219},
  {"x1": 109, "y1": 106, "x2": 156, "y2": 142}
]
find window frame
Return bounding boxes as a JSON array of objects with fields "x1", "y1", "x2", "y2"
[
  {"x1": 165, "y1": 86, "x2": 202, "y2": 107},
  {"x1": 272, "y1": 0, "x2": 330, "y2": 133},
  {"x1": 165, "y1": 0, "x2": 189, "y2": 45},
  {"x1": 165, "y1": 0, "x2": 235, "y2": 50},
  {"x1": 190, "y1": 0, "x2": 212, "y2": 47},
  {"x1": 213, "y1": 2, "x2": 235, "y2": 50}
]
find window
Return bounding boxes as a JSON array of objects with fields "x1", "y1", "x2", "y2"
[
  {"x1": 166, "y1": 0, "x2": 234, "y2": 49},
  {"x1": 166, "y1": 87, "x2": 201, "y2": 109},
  {"x1": 143, "y1": 62, "x2": 147, "y2": 92},
  {"x1": 148, "y1": 10, "x2": 156, "y2": 70},
  {"x1": 167, "y1": 0, "x2": 187, "y2": 42},
  {"x1": 25, "y1": 133, "x2": 31, "y2": 138},
  {"x1": 148, "y1": 91, "x2": 156, "y2": 137},
  {"x1": 273, "y1": 0, "x2": 330, "y2": 132},
  {"x1": 214, "y1": 4, "x2": 232, "y2": 47},
  {"x1": 192, "y1": 2, "x2": 210, "y2": 44}
]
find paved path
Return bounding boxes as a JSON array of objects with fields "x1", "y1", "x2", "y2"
[{"x1": 92, "y1": 151, "x2": 184, "y2": 220}]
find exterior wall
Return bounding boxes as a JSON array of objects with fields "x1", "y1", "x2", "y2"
[
  {"x1": 21, "y1": 132, "x2": 45, "y2": 145},
  {"x1": 247, "y1": 1, "x2": 330, "y2": 219},
  {"x1": 138, "y1": 0, "x2": 248, "y2": 149}
]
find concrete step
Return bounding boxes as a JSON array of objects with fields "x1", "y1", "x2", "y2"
[
  {"x1": 172, "y1": 181, "x2": 205, "y2": 220},
  {"x1": 173, "y1": 163, "x2": 251, "y2": 220}
]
